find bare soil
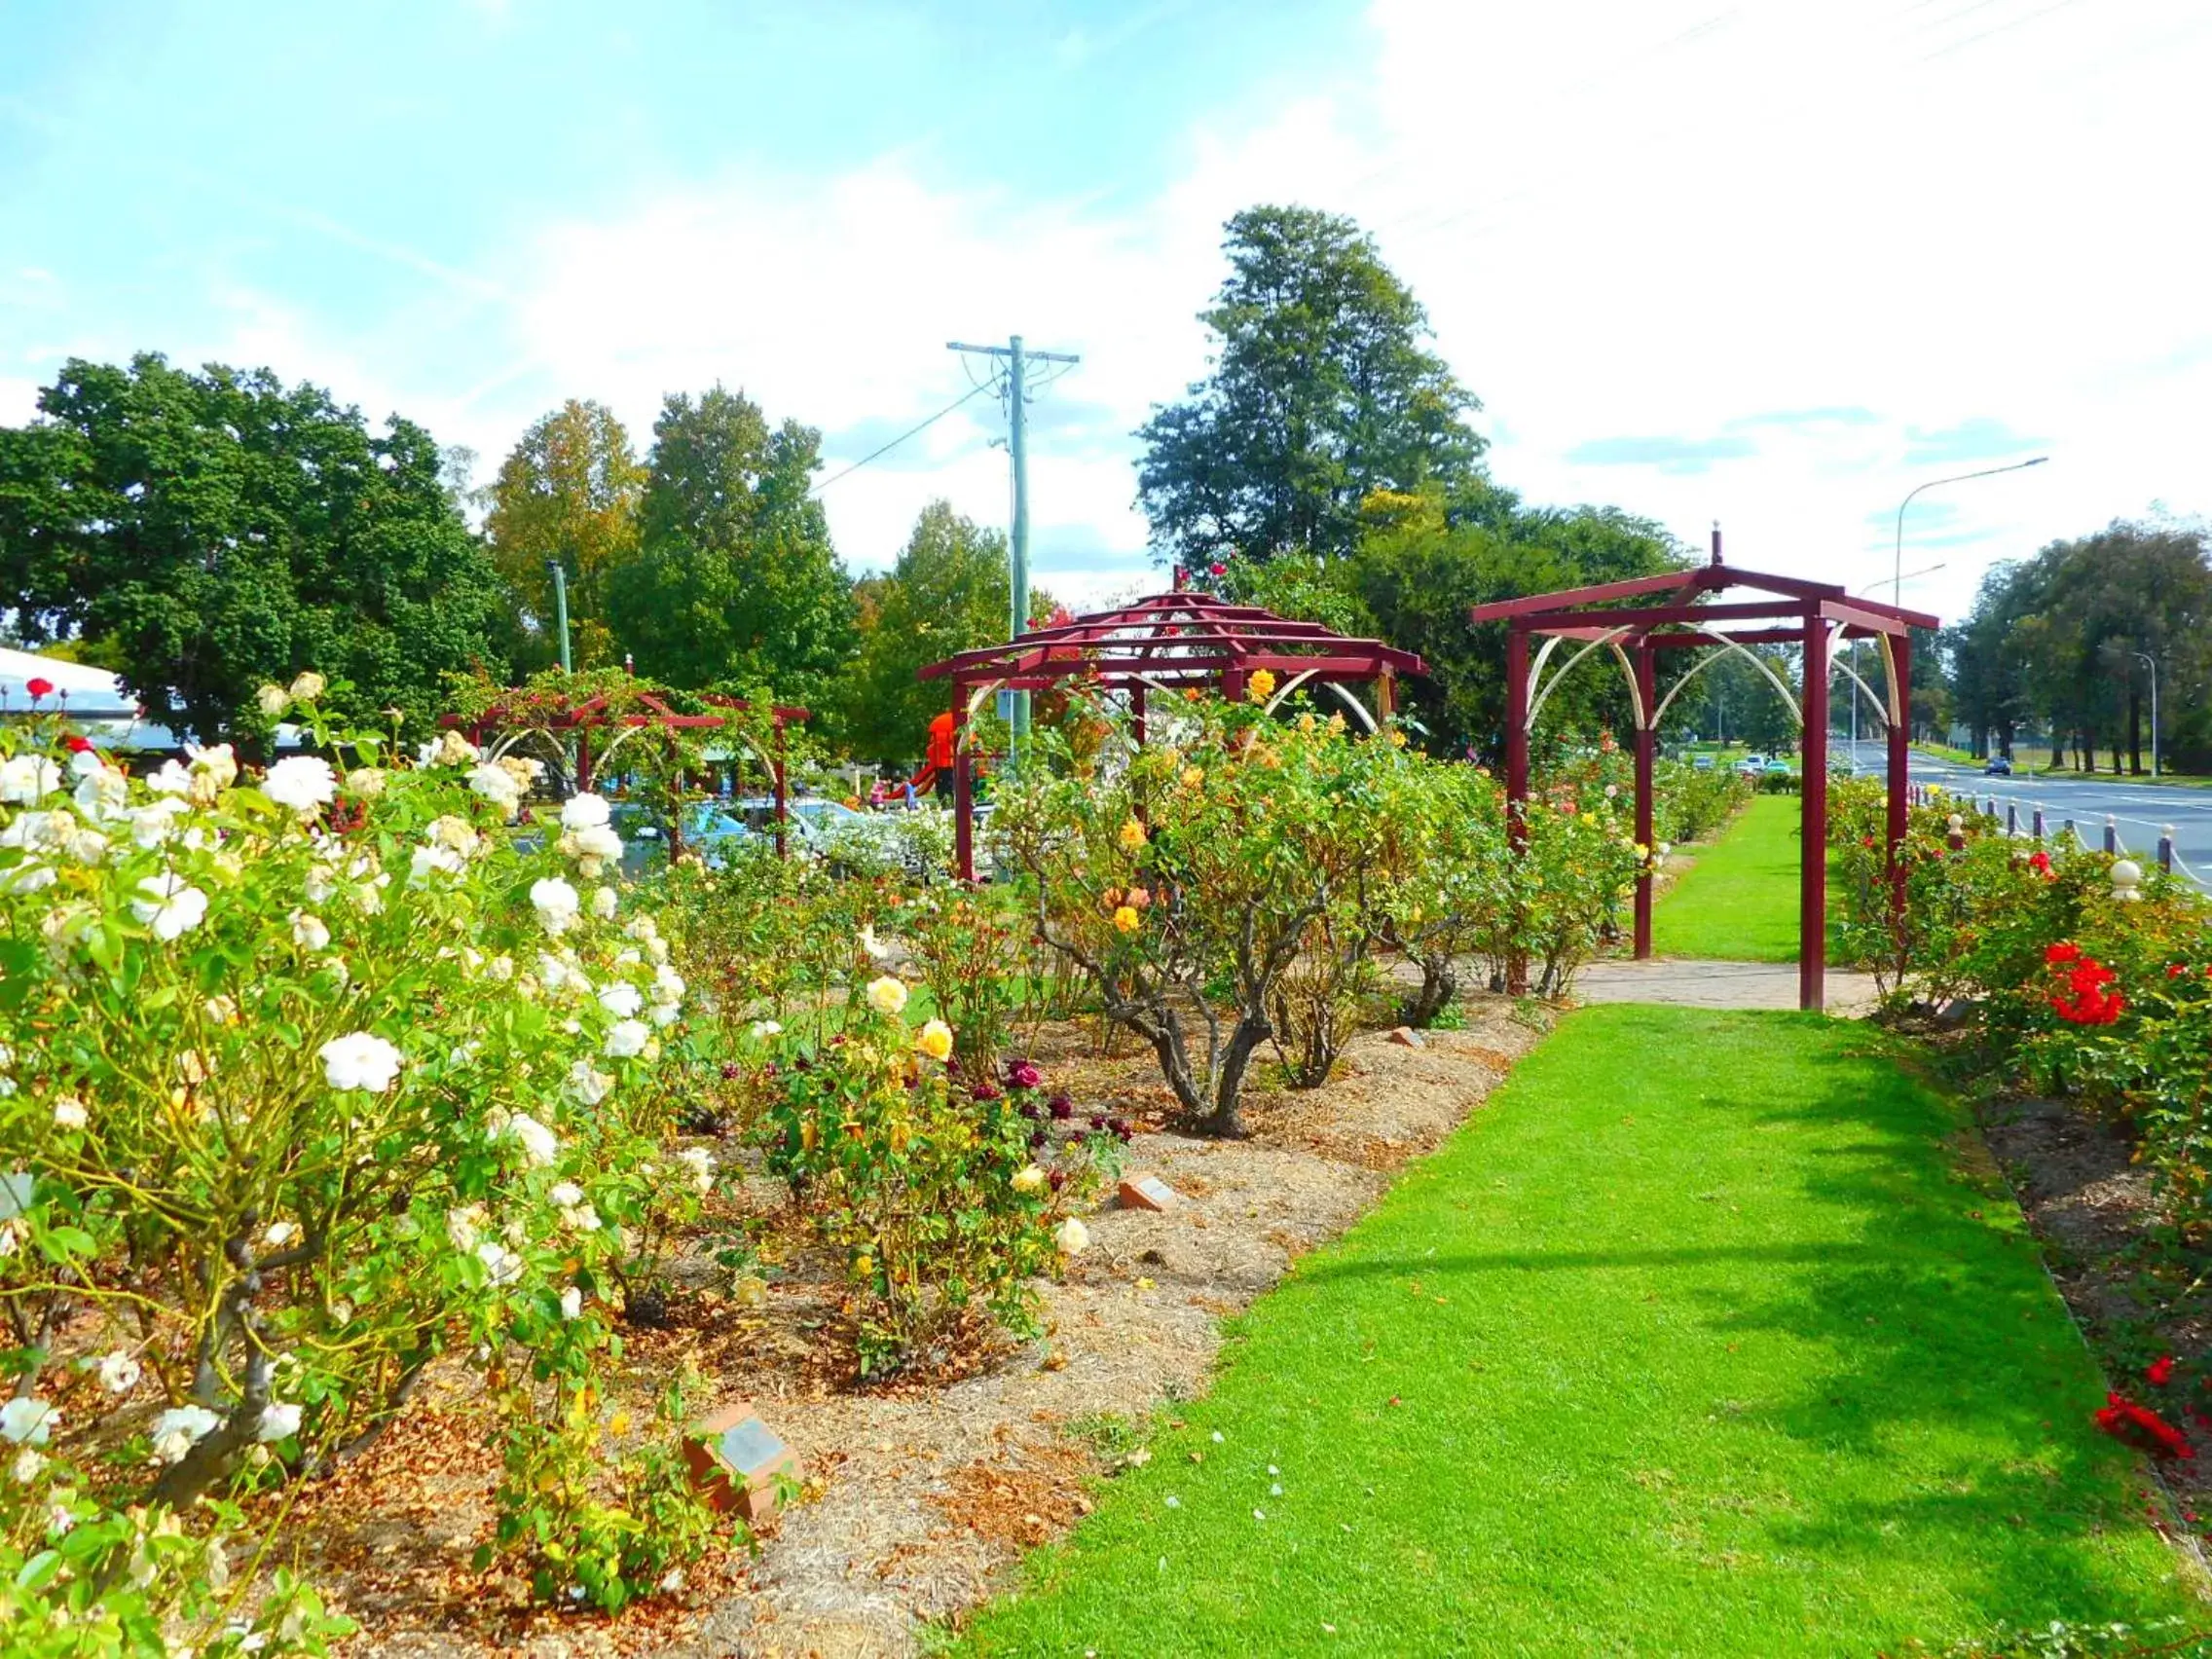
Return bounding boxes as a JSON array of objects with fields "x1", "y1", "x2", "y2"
[{"x1": 301, "y1": 1000, "x2": 1539, "y2": 1657}]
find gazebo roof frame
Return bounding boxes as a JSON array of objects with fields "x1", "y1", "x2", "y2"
[
  {"x1": 917, "y1": 586, "x2": 1426, "y2": 880},
  {"x1": 1469, "y1": 536, "x2": 1936, "y2": 1014}
]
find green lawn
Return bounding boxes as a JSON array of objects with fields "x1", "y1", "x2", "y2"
[
  {"x1": 956, "y1": 1008, "x2": 2198, "y2": 1657},
  {"x1": 1654, "y1": 794, "x2": 1818, "y2": 962}
]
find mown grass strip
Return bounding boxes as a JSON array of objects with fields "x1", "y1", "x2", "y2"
[
  {"x1": 955, "y1": 1007, "x2": 2196, "y2": 1657},
  {"x1": 1654, "y1": 793, "x2": 1818, "y2": 962}
]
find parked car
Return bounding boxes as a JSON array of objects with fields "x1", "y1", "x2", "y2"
[
  {"x1": 1984, "y1": 755, "x2": 2012, "y2": 777},
  {"x1": 1690, "y1": 754, "x2": 1716, "y2": 772},
  {"x1": 1762, "y1": 758, "x2": 1793, "y2": 778}
]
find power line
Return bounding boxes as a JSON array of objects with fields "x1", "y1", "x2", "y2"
[{"x1": 810, "y1": 379, "x2": 998, "y2": 496}]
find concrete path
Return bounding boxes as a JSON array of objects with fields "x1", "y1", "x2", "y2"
[{"x1": 1575, "y1": 957, "x2": 1879, "y2": 1016}]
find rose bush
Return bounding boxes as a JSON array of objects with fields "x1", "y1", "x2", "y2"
[{"x1": 0, "y1": 684, "x2": 724, "y2": 1652}]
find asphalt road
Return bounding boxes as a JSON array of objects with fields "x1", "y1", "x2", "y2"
[{"x1": 1835, "y1": 739, "x2": 2212, "y2": 886}]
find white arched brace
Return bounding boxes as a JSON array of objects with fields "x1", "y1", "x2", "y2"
[
  {"x1": 1260, "y1": 668, "x2": 1319, "y2": 717},
  {"x1": 1604, "y1": 639, "x2": 1647, "y2": 731},
  {"x1": 1648, "y1": 628, "x2": 1803, "y2": 729},
  {"x1": 1877, "y1": 633, "x2": 1904, "y2": 726},
  {"x1": 1527, "y1": 628, "x2": 1631, "y2": 731},
  {"x1": 1326, "y1": 681, "x2": 1381, "y2": 733},
  {"x1": 1825, "y1": 621, "x2": 1894, "y2": 731},
  {"x1": 488, "y1": 726, "x2": 573, "y2": 791}
]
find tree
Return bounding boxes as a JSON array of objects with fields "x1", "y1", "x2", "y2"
[
  {"x1": 0, "y1": 353, "x2": 506, "y2": 741},
  {"x1": 841, "y1": 501, "x2": 1051, "y2": 761},
  {"x1": 484, "y1": 400, "x2": 645, "y2": 672},
  {"x1": 1135, "y1": 205, "x2": 1486, "y2": 570},
  {"x1": 606, "y1": 387, "x2": 853, "y2": 703}
]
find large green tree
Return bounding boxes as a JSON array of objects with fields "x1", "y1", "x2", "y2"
[
  {"x1": 0, "y1": 353, "x2": 506, "y2": 741},
  {"x1": 840, "y1": 501, "x2": 1050, "y2": 761},
  {"x1": 606, "y1": 387, "x2": 853, "y2": 703},
  {"x1": 1135, "y1": 205, "x2": 1487, "y2": 571},
  {"x1": 483, "y1": 399, "x2": 645, "y2": 672}
]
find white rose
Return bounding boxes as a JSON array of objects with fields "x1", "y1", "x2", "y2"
[
  {"x1": 468, "y1": 762, "x2": 522, "y2": 819},
  {"x1": 560, "y1": 1285, "x2": 584, "y2": 1320},
  {"x1": 262, "y1": 1220, "x2": 300, "y2": 1249},
  {"x1": 605, "y1": 1018, "x2": 650, "y2": 1059},
  {"x1": 1054, "y1": 1217, "x2": 1090, "y2": 1256},
  {"x1": 561, "y1": 793, "x2": 611, "y2": 831},
  {"x1": 433, "y1": 729, "x2": 480, "y2": 767},
  {"x1": 475, "y1": 1240, "x2": 524, "y2": 1286},
  {"x1": 677, "y1": 1146, "x2": 716, "y2": 1194},
  {"x1": 127, "y1": 797, "x2": 188, "y2": 849},
  {"x1": 445, "y1": 1205, "x2": 486, "y2": 1252},
  {"x1": 504, "y1": 1112, "x2": 560, "y2": 1168},
  {"x1": 262, "y1": 756, "x2": 336, "y2": 814},
  {"x1": 146, "y1": 758, "x2": 192, "y2": 795},
  {"x1": 652, "y1": 964, "x2": 685, "y2": 1006},
  {"x1": 150, "y1": 1404, "x2": 220, "y2": 1463},
  {"x1": 866, "y1": 976, "x2": 908, "y2": 1016},
  {"x1": 1011, "y1": 1165, "x2": 1047, "y2": 1195},
  {"x1": 290, "y1": 910, "x2": 330, "y2": 951},
  {"x1": 591, "y1": 885, "x2": 618, "y2": 920},
  {"x1": 10, "y1": 1448, "x2": 42, "y2": 1483},
  {"x1": 287, "y1": 671, "x2": 326, "y2": 703},
  {"x1": 531, "y1": 877, "x2": 581, "y2": 936},
  {"x1": 52, "y1": 1096, "x2": 87, "y2": 1130},
  {"x1": 0, "y1": 1397, "x2": 55, "y2": 1446},
  {"x1": 598, "y1": 982, "x2": 644, "y2": 1019},
  {"x1": 256, "y1": 683, "x2": 291, "y2": 718},
  {"x1": 130, "y1": 874, "x2": 209, "y2": 941},
  {"x1": 409, "y1": 842, "x2": 465, "y2": 884},
  {"x1": 319, "y1": 1031, "x2": 402, "y2": 1092},
  {"x1": 749, "y1": 1019, "x2": 783, "y2": 1041},
  {"x1": 255, "y1": 1401, "x2": 302, "y2": 1443},
  {"x1": 571, "y1": 823, "x2": 623, "y2": 862},
  {"x1": 97, "y1": 1349, "x2": 141, "y2": 1393},
  {"x1": 566, "y1": 1060, "x2": 612, "y2": 1107},
  {"x1": 0, "y1": 755, "x2": 59, "y2": 805}
]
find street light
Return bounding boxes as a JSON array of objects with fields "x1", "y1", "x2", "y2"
[
  {"x1": 2133, "y1": 650, "x2": 2160, "y2": 779},
  {"x1": 1894, "y1": 456, "x2": 2048, "y2": 606}
]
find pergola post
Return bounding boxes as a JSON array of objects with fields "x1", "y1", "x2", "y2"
[
  {"x1": 1799, "y1": 609, "x2": 1829, "y2": 1013},
  {"x1": 772, "y1": 719, "x2": 789, "y2": 860},
  {"x1": 1887, "y1": 632, "x2": 1912, "y2": 961},
  {"x1": 1632, "y1": 644, "x2": 1657, "y2": 960},
  {"x1": 575, "y1": 729, "x2": 593, "y2": 793},
  {"x1": 1503, "y1": 623, "x2": 1530, "y2": 996},
  {"x1": 952, "y1": 687, "x2": 975, "y2": 883},
  {"x1": 1129, "y1": 682, "x2": 1147, "y2": 747}
]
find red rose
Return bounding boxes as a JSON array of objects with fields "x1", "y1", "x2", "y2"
[
  {"x1": 2149, "y1": 1355, "x2": 2176, "y2": 1386},
  {"x1": 23, "y1": 677, "x2": 53, "y2": 699},
  {"x1": 2046, "y1": 941, "x2": 2083, "y2": 965},
  {"x1": 1208, "y1": 562, "x2": 1227, "y2": 576},
  {"x1": 2169, "y1": 965, "x2": 2188, "y2": 979},
  {"x1": 63, "y1": 735, "x2": 93, "y2": 754}
]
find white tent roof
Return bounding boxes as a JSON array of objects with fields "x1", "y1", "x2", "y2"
[{"x1": 0, "y1": 647, "x2": 185, "y2": 752}]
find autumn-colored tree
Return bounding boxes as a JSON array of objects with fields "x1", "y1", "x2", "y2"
[{"x1": 485, "y1": 399, "x2": 645, "y2": 670}]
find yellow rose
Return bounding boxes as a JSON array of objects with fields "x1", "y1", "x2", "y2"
[
  {"x1": 1181, "y1": 766, "x2": 1204, "y2": 789},
  {"x1": 286, "y1": 671, "x2": 326, "y2": 703},
  {"x1": 1297, "y1": 712, "x2": 1316, "y2": 733},
  {"x1": 1012, "y1": 1164, "x2": 1047, "y2": 1195},
  {"x1": 866, "y1": 975, "x2": 908, "y2": 1015},
  {"x1": 1118, "y1": 818, "x2": 1148, "y2": 850},
  {"x1": 915, "y1": 1018, "x2": 953, "y2": 1060},
  {"x1": 1388, "y1": 729, "x2": 1407, "y2": 749},
  {"x1": 1247, "y1": 668, "x2": 1276, "y2": 702},
  {"x1": 853, "y1": 1253, "x2": 874, "y2": 1277},
  {"x1": 1112, "y1": 905, "x2": 1141, "y2": 934}
]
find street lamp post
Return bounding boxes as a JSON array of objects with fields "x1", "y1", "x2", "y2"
[
  {"x1": 2133, "y1": 650, "x2": 2160, "y2": 779},
  {"x1": 1893, "y1": 456, "x2": 2048, "y2": 606}
]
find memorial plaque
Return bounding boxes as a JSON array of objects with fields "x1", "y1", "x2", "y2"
[
  {"x1": 1118, "y1": 1174, "x2": 1180, "y2": 1213},
  {"x1": 684, "y1": 1401, "x2": 803, "y2": 1522},
  {"x1": 1386, "y1": 1025, "x2": 1425, "y2": 1049}
]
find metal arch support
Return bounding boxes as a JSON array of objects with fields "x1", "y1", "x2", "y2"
[
  {"x1": 1325, "y1": 681, "x2": 1380, "y2": 733},
  {"x1": 1604, "y1": 639, "x2": 1648, "y2": 731},
  {"x1": 1260, "y1": 669, "x2": 1320, "y2": 717},
  {"x1": 1824, "y1": 620, "x2": 1894, "y2": 731},
  {"x1": 1646, "y1": 627, "x2": 1803, "y2": 729},
  {"x1": 1876, "y1": 632, "x2": 1904, "y2": 726},
  {"x1": 1527, "y1": 628, "x2": 1631, "y2": 731}
]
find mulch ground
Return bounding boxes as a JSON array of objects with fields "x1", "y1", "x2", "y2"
[{"x1": 289, "y1": 1000, "x2": 1539, "y2": 1657}]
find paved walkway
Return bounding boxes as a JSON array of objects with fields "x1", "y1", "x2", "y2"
[{"x1": 1576, "y1": 956, "x2": 1879, "y2": 1015}]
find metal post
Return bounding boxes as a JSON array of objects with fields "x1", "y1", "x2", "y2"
[
  {"x1": 1801, "y1": 610, "x2": 1830, "y2": 1013},
  {"x1": 2007, "y1": 800, "x2": 2018, "y2": 836},
  {"x1": 2160, "y1": 827, "x2": 2175, "y2": 873},
  {"x1": 2104, "y1": 815, "x2": 2118, "y2": 855},
  {"x1": 548, "y1": 560, "x2": 572, "y2": 675},
  {"x1": 2134, "y1": 651, "x2": 2160, "y2": 778},
  {"x1": 1007, "y1": 335, "x2": 1030, "y2": 748},
  {"x1": 2033, "y1": 804, "x2": 2046, "y2": 839},
  {"x1": 1633, "y1": 644, "x2": 1656, "y2": 961},
  {"x1": 1886, "y1": 632, "x2": 1910, "y2": 985},
  {"x1": 953, "y1": 690, "x2": 975, "y2": 883},
  {"x1": 1503, "y1": 625, "x2": 1530, "y2": 996}
]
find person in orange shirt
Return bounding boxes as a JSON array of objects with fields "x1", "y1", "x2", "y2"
[{"x1": 925, "y1": 711, "x2": 958, "y2": 800}]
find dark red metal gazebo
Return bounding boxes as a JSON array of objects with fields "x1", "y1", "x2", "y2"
[
  {"x1": 1468, "y1": 535, "x2": 1935, "y2": 1011},
  {"x1": 918, "y1": 587, "x2": 1425, "y2": 880}
]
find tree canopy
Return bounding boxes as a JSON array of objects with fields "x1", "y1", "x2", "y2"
[
  {"x1": 1135, "y1": 205, "x2": 1487, "y2": 571},
  {"x1": 607, "y1": 387, "x2": 854, "y2": 704},
  {"x1": 483, "y1": 399, "x2": 645, "y2": 672},
  {"x1": 0, "y1": 353, "x2": 506, "y2": 741},
  {"x1": 1944, "y1": 517, "x2": 2212, "y2": 770}
]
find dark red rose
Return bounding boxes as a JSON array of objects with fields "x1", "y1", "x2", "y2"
[{"x1": 1049, "y1": 1094, "x2": 1074, "y2": 1121}]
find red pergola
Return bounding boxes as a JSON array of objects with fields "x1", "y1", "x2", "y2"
[
  {"x1": 445, "y1": 690, "x2": 810, "y2": 852},
  {"x1": 1468, "y1": 537, "x2": 1936, "y2": 1011},
  {"x1": 918, "y1": 587, "x2": 1426, "y2": 880}
]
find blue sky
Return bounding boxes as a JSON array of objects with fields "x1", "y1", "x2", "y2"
[{"x1": 5, "y1": 0, "x2": 2210, "y2": 627}]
